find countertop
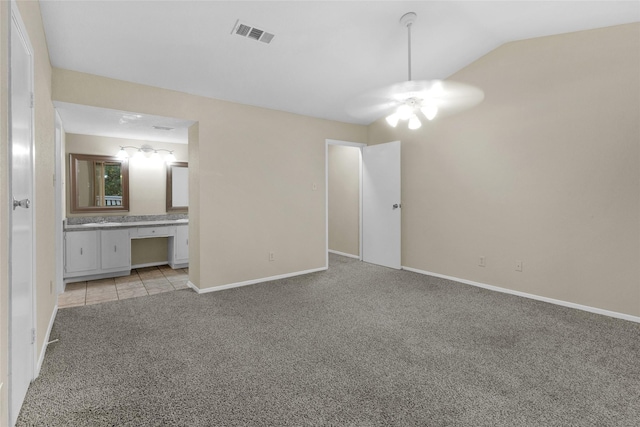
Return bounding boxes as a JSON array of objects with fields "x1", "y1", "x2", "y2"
[{"x1": 65, "y1": 219, "x2": 188, "y2": 231}]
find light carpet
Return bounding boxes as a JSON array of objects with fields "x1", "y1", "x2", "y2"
[{"x1": 17, "y1": 254, "x2": 640, "y2": 426}]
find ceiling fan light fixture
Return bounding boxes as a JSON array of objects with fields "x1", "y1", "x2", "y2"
[
  {"x1": 421, "y1": 105, "x2": 438, "y2": 121},
  {"x1": 345, "y1": 12, "x2": 484, "y2": 130},
  {"x1": 408, "y1": 114, "x2": 422, "y2": 130},
  {"x1": 386, "y1": 113, "x2": 400, "y2": 127},
  {"x1": 396, "y1": 104, "x2": 414, "y2": 120}
]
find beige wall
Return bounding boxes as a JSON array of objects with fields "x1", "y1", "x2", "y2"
[
  {"x1": 328, "y1": 144, "x2": 360, "y2": 256},
  {"x1": 369, "y1": 23, "x2": 640, "y2": 317},
  {"x1": 53, "y1": 69, "x2": 368, "y2": 290},
  {"x1": 65, "y1": 133, "x2": 188, "y2": 217},
  {"x1": 1, "y1": 2, "x2": 57, "y2": 425}
]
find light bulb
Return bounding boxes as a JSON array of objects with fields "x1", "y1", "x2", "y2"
[
  {"x1": 133, "y1": 149, "x2": 144, "y2": 160},
  {"x1": 421, "y1": 105, "x2": 438, "y2": 121},
  {"x1": 165, "y1": 152, "x2": 176, "y2": 163},
  {"x1": 386, "y1": 113, "x2": 400, "y2": 128},
  {"x1": 116, "y1": 147, "x2": 128, "y2": 159},
  {"x1": 151, "y1": 151, "x2": 161, "y2": 162},
  {"x1": 408, "y1": 114, "x2": 422, "y2": 130},
  {"x1": 396, "y1": 104, "x2": 414, "y2": 120}
]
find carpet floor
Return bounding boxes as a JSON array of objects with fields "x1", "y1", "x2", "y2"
[{"x1": 17, "y1": 254, "x2": 640, "y2": 426}]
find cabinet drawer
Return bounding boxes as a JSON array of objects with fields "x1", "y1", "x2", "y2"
[{"x1": 136, "y1": 226, "x2": 170, "y2": 238}]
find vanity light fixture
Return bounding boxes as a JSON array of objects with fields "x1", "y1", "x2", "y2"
[{"x1": 116, "y1": 144, "x2": 176, "y2": 163}]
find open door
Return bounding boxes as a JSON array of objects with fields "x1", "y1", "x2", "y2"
[
  {"x1": 9, "y1": 4, "x2": 35, "y2": 425},
  {"x1": 362, "y1": 141, "x2": 401, "y2": 269}
]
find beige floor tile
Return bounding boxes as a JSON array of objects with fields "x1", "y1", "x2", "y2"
[
  {"x1": 59, "y1": 300, "x2": 86, "y2": 309},
  {"x1": 143, "y1": 277, "x2": 172, "y2": 286},
  {"x1": 160, "y1": 268, "x2": 182, "y2": 277},
  {"x1": 171, "y1": 280, "x2": 189, "y2": 290},
  {"x1": 86, "y1": 283, "x2": 116, "y2": 292},
  {"x1": 88, "y1": 277, "x2": 116, "y2": 285},
  {"x1": 65, "y1": 282, "x2": 87, "y2": 291},
  {"x1": 115, "y1": 274, "x2": 141, "y2": 285},
  {"x1": 146, "y1": 286, "x2": 174, "y2": 295},
  {"x1": 166, "y1": 273, "x2": 188, "y2": 283},
  {"x1": 58, "y1": 293, "x2": 85, "y2": 306},
  {"x1": 117, "y1": 288, "x2": 149, "y2": 300},
  {"x1": 116, "y1": 281, "x2": 144, "y2": 292},
  {"x1": 86, "y1": 289, "x2": 117, "y2": 300},
  {"x1": 86, "y1": 295, "x2": 118, "y2": 305}
]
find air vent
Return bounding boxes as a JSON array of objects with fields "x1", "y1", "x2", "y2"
[{"x1": 231, "y1": 19, "x2": 274, "y2": 44}]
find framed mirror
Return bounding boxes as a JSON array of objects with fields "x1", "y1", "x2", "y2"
[
  {"x1": 69, "y1": 153, "x2": 129, "y2": 213},
  {"x1": 166, "y1": 162, "x2": 188, "y2": 212}
]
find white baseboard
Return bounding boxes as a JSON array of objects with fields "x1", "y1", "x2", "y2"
[
  {"x1": 402, "y1": 266, "x2": 640, "y2": 324},
  {"x1": 328, "y1": 250, "x2": 360, "y2": 260},
  {"x1": 188, "y1": 267, "x2": 327, "y2": 294},
  {"x1": 36, "y1": 304, "x2": 58, "y2": 377}
]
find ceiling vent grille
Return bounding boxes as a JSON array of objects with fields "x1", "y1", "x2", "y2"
[{"x1": 231, "y1": 20, "x2": 274, "y2": 44}]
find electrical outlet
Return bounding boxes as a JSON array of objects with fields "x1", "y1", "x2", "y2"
[
  {"x1": 269, "y1": 251, "x2": 275, "y2": 261},
  {"x1": 515, "y1": 260, "x2": 523, "y2": 272},
  {"x1": 479, "y1": 256, "x2": 486, "y2": 267}
]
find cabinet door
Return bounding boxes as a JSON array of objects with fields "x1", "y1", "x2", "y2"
[
  {"x1": 101, "y1": 229, "x2": 131, "y2": 270},
  {"x1": 175, "y1": 225, "x2": 189, "y2": 261},
  {"x1": 65, "y1": 231, "x2": 98, "y2": 274}
]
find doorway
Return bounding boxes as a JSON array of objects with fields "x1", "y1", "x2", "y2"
[
  {"x1": 325, "y1": 139, "x2": 402, "y2": 270},
  {"x1": 326, "y1": 140, "x2": 364, "y2": 266},
  {"x1": 9, "y1": 3, "x2": 36, "y2": 426}
]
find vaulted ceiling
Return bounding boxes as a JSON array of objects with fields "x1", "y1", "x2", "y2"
[{"x1": 40, "y1": 1, "x2": 639, "y2": 126}]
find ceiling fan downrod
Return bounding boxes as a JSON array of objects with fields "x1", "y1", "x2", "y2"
[{"x1": 400, "y1": 12, "x2": 417, "y2": 82}]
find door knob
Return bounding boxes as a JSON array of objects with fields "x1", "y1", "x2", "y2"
[
  {"x1": 393, "y1": 203, "x2": 401, "y2": 209},
  {"x1": 12, "y1": 198, "x2": 31, "y2": 210}
]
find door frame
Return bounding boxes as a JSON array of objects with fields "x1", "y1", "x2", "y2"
[
  {"x1": 54, "y1": 110, "x2": 64, "y2": 294},
  {"x1": 8, "y1": 1, "x2": 37, "y2": 424},
  {"x1": 325, "y1": 139, "x2": 366, "y2": 268}
]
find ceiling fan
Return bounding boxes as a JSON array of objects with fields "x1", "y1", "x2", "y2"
[{"x1": 346, "y1": 12, "x2": 484, "y2": 129}]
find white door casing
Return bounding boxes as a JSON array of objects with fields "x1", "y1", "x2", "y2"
[
  {"x1": 9, "y1": 3, "x2": 36, "y2": 426},
  {"x1": 362, "y1": 141, "x2": 401, "y2": 269}
]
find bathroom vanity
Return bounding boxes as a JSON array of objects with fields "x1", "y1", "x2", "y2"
[{"x1": 63, "y1": 217, "x2": 188, "y2": 283}]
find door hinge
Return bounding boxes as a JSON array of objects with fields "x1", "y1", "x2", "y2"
[
  {"x1": 29, "y1": 93, "x2": 34, "y2": 108},
  {"x1": 31, "y1": 328, "x2": 36, "y2": 344}
]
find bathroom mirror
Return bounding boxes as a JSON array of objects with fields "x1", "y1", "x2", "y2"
[
  {"x1": 166, "y1": 162, "x2": 188, "y2": 212},
  {"x1": 69, "y1": 153, "x2": 129, "y2": 213}
]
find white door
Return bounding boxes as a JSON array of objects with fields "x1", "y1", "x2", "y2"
[
  {"x1": 9, "y1": 5, "x2": 35, "y2": 426},
  {"x1": 362, "y1": 141, "x2": 401, "y2": 269}
]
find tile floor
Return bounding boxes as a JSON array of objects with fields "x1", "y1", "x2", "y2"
[{"x1": 59, "y1": 265, "x2": 190, "y2": 309}]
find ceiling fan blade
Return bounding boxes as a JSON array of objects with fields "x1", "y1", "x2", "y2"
[{"x1": 346, "y1": 79, "x2": 484, "y2": 123}]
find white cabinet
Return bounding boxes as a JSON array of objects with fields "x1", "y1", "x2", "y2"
[
  {"x1": 169, "y1": 225, "x2": 189, "y2": 268},
  {"x1": 64, "y1": 229, "x2": 131, "y2": 281},
  {"x1": 65, "y1": 230, "x2": 99, "y2": 274},
  {"x1": 100, "y1": 229, "x2": 130, "y2": 271},
  {"x1": 64, "y1": 222, "x2": 189, "y2": 282}
]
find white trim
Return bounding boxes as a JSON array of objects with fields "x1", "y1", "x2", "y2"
[
  {"x1": 54, "y1": 111, "x2": 64, "y2": 295},
  {"x1": 188, "y1": 267, "x2": 327, "y2": 294},
  {"x1": 35, "y1": 305, "x2": 58, "y2": 377},
  {"x1": 328, "y1": 249, "x2": 360, "y2": 259},
  {"x1": 325, "y1": 139, "x2": 366, "y2": 268},
  {"x1": 402, "y1": 266, "x2": 640, "y2": 324}
]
